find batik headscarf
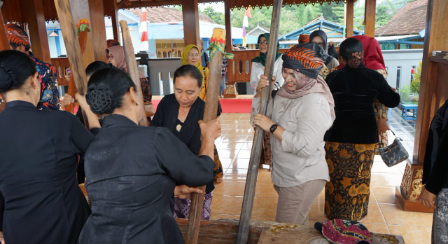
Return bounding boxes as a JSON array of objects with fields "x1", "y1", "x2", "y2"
[
  {"x1": 251, "y1": 33, "x2": 282, "y2": 67},
  {"x1": 106, "y1": 39, "x2": 120, "y2": 48},
  {"x1": 5, "y1": 24, "x2": 31, "y2": 50},
  {"x1": 298, "y1": 34, "x2": 310, "y2": 44},
  {"x1": 353, "y1": 35, "x2": 386, "y2": 71},
  {"x1": 277, "y1": 43, "x2": 335, "y2": 121}
]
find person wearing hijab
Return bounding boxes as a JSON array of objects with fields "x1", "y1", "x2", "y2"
[
  {"x1": 353, "y1": 35, "x2": 392, "y2": 153},
  {"x1": 309, "y1": 30, "x2": 339, "y2": 70},
  {"x1": 250, "y1": 33, "x2": 284, "y2": 169},
  {"x1": 181, "y1": 44, "x2": 209, "y2": 101},
  {"x1": 107, "y1": 45, "x2": 154, "y2": 121},
  {"x1": 324, "y1": 38, "x2": 400, "y2": 221},
  {"x1": 5, "y1": 23, "x2": 60, "y2": 111},
  {"x1": 253, "y1": 43, "x2": 335, "y2": 225}
]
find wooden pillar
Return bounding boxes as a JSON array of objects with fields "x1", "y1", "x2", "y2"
[
  {"x1": 364, "y1": 0, "x2": 376, "y2": 37},
  {"x1": 396, "y1": 0, "x2": 448, "y2": 212},
  {"x1": 182, "y1": 0, "x2": 200, "y2": 46},
  {"x1": 88, "y1": 0, "x2": 107, "y2": 62},
  {"x1": 21, "y1": 0, "x2": 51, "y2": 63},
  {"x1": 223, "y1": 0, "x2": 238, "y2": 98},
  {"x1": 111, "y1": 0, "x2": 120, "y2": 42},
  {"x1": 345, "y1": 0, "x2": 354, "y2": 38},
  {"x1": 0, "y1": 9, "x2": 10, "y2": 50}
]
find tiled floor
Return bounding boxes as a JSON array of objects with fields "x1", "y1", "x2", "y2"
[{"x1": 211, "y1": 113, "x2": 433, "y2": 244}]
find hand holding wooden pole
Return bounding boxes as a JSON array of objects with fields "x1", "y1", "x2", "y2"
[
  {"x1": 119, "y1": 20, "x2": 149, "y2": 126},
  {"x1": 236, "y1": 1, "x2": 283, "y2": 243}
]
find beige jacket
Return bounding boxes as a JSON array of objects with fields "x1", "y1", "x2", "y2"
[{"x1": 268, "y1": 93, "x2": 333, "y2": 187}]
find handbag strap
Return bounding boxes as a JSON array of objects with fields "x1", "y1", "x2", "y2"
[{"x1": 389, "y1": 129, "x2": 403, "y2": 141}]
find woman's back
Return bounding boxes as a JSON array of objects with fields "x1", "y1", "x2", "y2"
[
  {"x1": 0, "y1": 101, "x2": 92, "y2": 244},
  {"x1": 325, "y1": 64, "x2": 400, "y2": 144},
  {"x1": 80, "y1": 114, "x2": 214, "y2": 244}
]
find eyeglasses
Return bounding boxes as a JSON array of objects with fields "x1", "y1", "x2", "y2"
[
  {"x1": 188, "y1": 54, "x2": 199, "y2": 57},
  {"x1": 258, "y1": 41, "x2": 268, "y2": 46}
]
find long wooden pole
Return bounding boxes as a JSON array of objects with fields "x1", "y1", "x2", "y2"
[
  {"x1": 236, "y1": 1, "x2": 282, "y2": 243},
  {"x1": 54, "y1": 0, "x2": 87, "y2": 96},
  {"x1": 119, "y1": 20, "x2": 149, "y2": 126},
  {"x1": 186, "y1": 30, "x2": 224, "y2": 244}
]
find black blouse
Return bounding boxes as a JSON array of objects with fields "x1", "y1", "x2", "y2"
[
  {"x1": 423, "y1": 100, "x2": 448, "y2": 194},
  {"x1": 324, "y1": 64, "x2": 400, "y2": 144},
  {"x1": 150, "y1": 94, "x2": 221, "y2": 193},
  {"x1": 0, "y1": 101, "x2": 92, "y2": 244},
  {"x1": 79, "y1": 114, "x2": 215, "y2": 244}
]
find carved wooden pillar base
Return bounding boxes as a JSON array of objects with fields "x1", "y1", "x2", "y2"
[
  {"x1": 395, "y1": 161, "x2": 433, "y2": 212},
  {"x1": 223, "y1": 82, "x2": 238, "y2": 98}
]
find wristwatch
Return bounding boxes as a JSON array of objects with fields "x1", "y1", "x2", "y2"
[{"x1": 270, "y1": 124, "x2": 278, "y2": 134}]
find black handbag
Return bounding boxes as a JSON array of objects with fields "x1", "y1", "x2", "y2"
[{"x1": 379, "y1": 131, "x2": 409, "y2": 167}]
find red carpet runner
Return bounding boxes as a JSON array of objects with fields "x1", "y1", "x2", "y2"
[{"x1": 152, "y1": 98, "x2": 252, "y2": 113}]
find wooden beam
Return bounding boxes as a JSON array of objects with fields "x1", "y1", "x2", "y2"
[
  {"x1": 345, "y1": 0, "x2": 354, "y2": 38},
  {"x1": 21, "y1": 0, "x2": 51, "y2": 63},
  {"x1": 111, "y1": 0, "x2": 120, "y2": 41},
  {"x1": 236, "y1": 1, "x2": 283, "y2": 243},
  {"x1": 88, "y1": 0, "x2": 108, "y2": 62},
  {"x1": 364, "y1": 0, "x2": 376, "y2": 37},
  {"x1": 225, "y1": 0, "x2": 232, "y2": 53},
  {"x1": 182, "y1": 0, "x2": 200, "y2": 46},
  {"x1": 0, "y1": 9, "x2": 10, "y2": 51}
]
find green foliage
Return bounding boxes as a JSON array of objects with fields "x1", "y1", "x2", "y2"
[
  {"x1": 410, "y1": 61, "x2": 422, "y2": 94},
  {"x1": 399, "y1": 84, "x2": 412, "y2": 103},
  {"x1": 201, "y1": 6, "x2": 225, "y2": 25}
]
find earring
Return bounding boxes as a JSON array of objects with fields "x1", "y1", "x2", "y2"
[{"x1": 135, "y1": 102, "x2": 139, "y2": 106}]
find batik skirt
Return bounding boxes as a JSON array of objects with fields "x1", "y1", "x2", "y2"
[
  {"x1": 173, "y1": 191, "x2": 213, "y2": 220},
  {"x1": 324, "y1": 142, "x2": 376, "y2": 221},
  {"x1": 433, "y1": 188, "x2": 448, "y2": 243}
]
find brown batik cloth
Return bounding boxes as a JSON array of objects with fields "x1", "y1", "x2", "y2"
[
  {"x1": 324, "y1": 142, "x2": 376, "y2": 221},
  {"x1": 259, "y1": 132, "x2": 272, "y2": 166},
  {"x1": 374, "y1": 69, "x2": 389, "y2": 154},
  {"x1": 213, "y1": 145, "x2": 223, "y2": 181}
]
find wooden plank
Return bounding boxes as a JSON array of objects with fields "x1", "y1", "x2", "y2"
[
  {"x1": 103, "y1": 0, "x2": 120, "y2": 41},
  {"x1": 182, "y1": 0, "x2": 200, "y2": 46},
  {"x1": 345, "y1": 0, "x2": 354, "y2": 38},
  {"x1": 88, "y1": 0, "x2": 108, "y2": 62},
  {"x1": 236, "y1": 1, "x2": 282, "y2": 243},
  {"x1": 364, "y1": 0, "x2": 376, "y2": 37},
  {"x1": 21, "y1": 0, "x2": 51, "y2": 63},
  {"x1": 186, "y1": 28, "x2": 225, "y2": 244},
  {"x1": 54, "y1": 0, "x2": 88, "y2": 95},
  {"x1": 119, "y1": 20, "x2": 149, "y2": 126}
]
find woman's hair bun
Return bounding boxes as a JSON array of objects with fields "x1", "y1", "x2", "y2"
[
  {"x1": 0, "y1": 64, "x2": 17, "y2": 91},
  {"x1": 86, "y1": 85, "x2": 115, "y2": 114}
]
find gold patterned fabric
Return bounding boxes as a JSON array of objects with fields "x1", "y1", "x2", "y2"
[
  {"x1": 374, "y1": 69, "x2": 389, "y2": 154},
  {"x1": 324, "y1": 142, "x2": 376, "y2": 221},
  {"x1": 259, "y1": 132, "x2": 272, "y2": 166}
]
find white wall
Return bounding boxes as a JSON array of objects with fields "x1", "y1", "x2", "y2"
[{"x1": 382, "y1": 49, "x2": 423, "y2": 90}]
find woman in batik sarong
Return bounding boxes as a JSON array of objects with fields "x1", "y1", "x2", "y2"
[
  {"x1": 151, "y1": 64, "x2": 221, "y2": 220},
  {"x1": 324, "y1": 38, "x2": 400, "y2": 221}
]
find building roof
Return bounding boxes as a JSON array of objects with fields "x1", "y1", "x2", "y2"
[
  {"x1": 126, "y1": 7, "x2": 216, "y2": 24},
  {"x1": 247, "y1": 23, "x2": 270, "y2": 36},
  {"x1": 375, "y1": 0, "x2": 428, "y2": 36},
  {"x1": 278, "y1": 16, "x2": 363, "y2": 40}
]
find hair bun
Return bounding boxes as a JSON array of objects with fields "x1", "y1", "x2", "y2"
[
  {"x1": 0, "y1": 64, "x2": 17, "y2": 91},
  {"x1": 86, "y1": 86, "x2": 115, "y2": 114}
]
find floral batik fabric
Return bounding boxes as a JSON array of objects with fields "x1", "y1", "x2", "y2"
[
  {"x1": 324, "y1": 142, "x2": 376, "y2": 221},
  {"x1": 213, "y1": 145, "x2": 223, "y2": 181},
  {"x1": 374, "y1": 69, "x2": 389, "y2": 154},
  {"x1": 433, "y1": 188, "x2": 448, "y2": 243},
  {"x1": 30, "y1": 54, "x2": 60, "y2": 111},
  {"x1": 173, "y1": 191, "x2": 213, "y2": 220}
]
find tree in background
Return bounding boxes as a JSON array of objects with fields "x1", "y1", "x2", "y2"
[
  {"x1": 202, "y1": 6, "x2": 225, "y2": 25},
  {"x1": 411, "y1": 61, "x2": 422, "y2": 94}
]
